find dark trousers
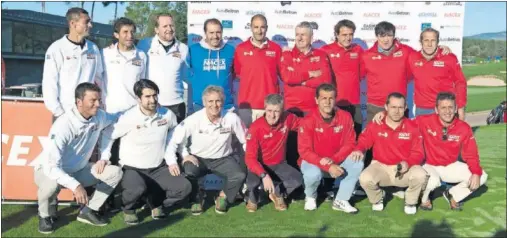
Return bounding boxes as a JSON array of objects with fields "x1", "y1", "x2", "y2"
[
  {"x1": 121, "y1": 162, "x2": 192, "y2": 213},
  {"x1": 338, "y1": 104, "x2": 363, "y2": 139},
  {"x1": 183, "y1": 154, "x2": 247, "y2": 204},
  {"x1": 246, "y1": 161, "x2": 303, "y2": 204},
  {"x1": 286, "y1": 109, "x2": 306, "y2": 170},
  {"x1": 163, "y1": 102, "x2": 186, "y2": 123}
]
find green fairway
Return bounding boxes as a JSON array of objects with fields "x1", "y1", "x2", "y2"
[
  {"x1": 467, "y1": 86, "x2": 506, "y2": 112},
  {"x1": 2, "y1": 125, "x2": 506, "y2": 237},
  {"x1": 463, "y1": 60, "x2": 506, "y2": 82}
]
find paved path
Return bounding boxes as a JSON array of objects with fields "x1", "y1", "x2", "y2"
[{"x1": 466, "y1": 110, "x2": 491, "y2": 127}]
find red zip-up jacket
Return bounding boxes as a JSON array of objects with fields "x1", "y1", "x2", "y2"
[
  {"x1": 321, "y1": 43, "x2": 365, "y2": 106},
  {"x1": 416, "y1": 114, "x2": 483, "y2": 175},
  {"x1": 297, "y1": 109, "x2": 356, "y2": 172},
  {"x1": 409, "y1": 48, "x2": 467, "y2": 109},
  {"x1": 361, "y1": 40, "x2": 415, "y2": 106},
  {"x1": 234, "y1": 38, "x2": 282, "y2": 109},
  {"x1": 245, "y1": 112, "x2": 301, "y2": 176},
  {"x1": 280, "y1": 47, "x2": 332, "y2": 112},
  {"x1": 356, "y1": 117, "x2": 424, "y2": 167}
]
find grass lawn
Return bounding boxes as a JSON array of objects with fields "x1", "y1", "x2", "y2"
[
  {"x1": 463, "y1": 60, "x2": 506, "y2": 82},
  {"x1": 467, "y1": 86, "x2": 506, "y2": 112},
  {"x1": 2, "y1": 124, "x2": 506, "y2": 237}
]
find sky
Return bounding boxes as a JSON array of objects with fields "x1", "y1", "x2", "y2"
[{"x1": 1, "y1": 1, "x2": 506, "y2": 36}]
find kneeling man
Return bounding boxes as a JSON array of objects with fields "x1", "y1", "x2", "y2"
[
  {"x1": 298, "y1": 84, "x2": 363, "y2": 213},
  {"x1": 245, "y1": 94, "x2": 303, "y2": 212},
  {"x1": 100, "y1": 79, "x2": 191, "y2": 225},
  {"x1": 353, "y1": 92, "x2": 427, "y2": 215}
]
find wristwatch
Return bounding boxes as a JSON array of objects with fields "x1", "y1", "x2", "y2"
[{"x1": 260, "y1": 173, "x2": 267, "y2": 179}]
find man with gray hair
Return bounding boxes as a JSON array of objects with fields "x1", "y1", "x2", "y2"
[
  {"x1": 244, "y1": 94, "x2": 303, "y2": 212},
  {"x1": 167, "y1": 85, "x2": 247, "y2": 215}
]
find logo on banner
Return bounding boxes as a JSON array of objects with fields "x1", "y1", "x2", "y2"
[
  {"x1": 363, "y1": 12, "x2": 380, "y2": 18},
  {"x1": 276, "y1": 24, "x2": 294, "y2": 30},
  {"x1": 217, "y1": 8, "x2": 239, "y2": 14},
  {"x1": 418, "y1": 12, "x2": 437, "y2": 17},
  {"x1": 388, "y1": 11, "x2": 410, "y2": 16},
  {"x1": 440, "y1": 37, "x2": 461, "y2": 42},
  {"x1": 281, "y1": 1, "x2": 291, "y2": 6},
  {"x1": 396, "y1": 25, "x2": 407, "y2": 31},
  {"x1": 440, "y1": 25, "x2": 461, "y2": 29},
  {"x1": 304, "y1": 13, "x2": 322, "y2": 18},
  {"x1": 421, "y1": 23, "x2": 432, "y2": 30},
  {"x1": 443, "y1": 2, "x2": 463, "y2": 6},
  {"x1": 192, "y1": 9, "x2": 210, "y2": 15},
  {"x1": 398, "y1": 38, "x2": 410, "y2": 43},
  {"x1": 331, "y1": 11, "x2": 353, "y2": 16},
  {"x1": 244, "y1": 23, "x2": 251, "y2": 29},
  {"x1": 275, "y1": 9, "x2": 297, "y2": 15},
  {"x1": 221, "y1": 20, "x2": 233, "y2": 29},
  {"x1": 203, "y1": 59, "x2": 226, "y2": 71},
  {"x1": 190, "y1": 23, "x2": 204, "y2": 27},
  {"x1": 361, "y1": 23, "x2": 377, "y2": 31},
  {"x1": 245, "y1": 10, "x2": 265, "y2": 16},
  {"x1": 444, "y1": 12, "x2": 461, "y2": 18},
  {"x1": 273, "y1": 35, "x2": 295, "y2": 42}
]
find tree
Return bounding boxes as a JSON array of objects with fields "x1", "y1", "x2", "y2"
[{"x1": 90, "y1": 1, "x2": 95, "y2": 20}]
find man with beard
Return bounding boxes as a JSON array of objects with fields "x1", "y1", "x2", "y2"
[
  {"x1": 100, "y1": 79, "x2": 191, "y2": 225},
  {"x1": 409, "y1": 28, "x2": 467, "y2": 120},
  {"x1": 233, "y1": 14, "x2": 283, "y2": 128},
  {"x1": 137, "y1": 13, "x2": 189, "y2": 123},
  {"x1": 353, "y1": 93, "x2": 427, "y2": 215},
  {"x1": 167, "y1": 85, "x2": 247, "y2": 215}
]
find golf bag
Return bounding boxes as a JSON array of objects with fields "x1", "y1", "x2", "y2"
[{"x1": 486, "y1": 100, "x2": 507, "y2": 125}]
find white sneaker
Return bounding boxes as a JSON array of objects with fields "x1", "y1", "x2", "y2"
[
  {"x1": 404, "y1": 205, "x2": 417, "y2": 215},
  {"x1": 304, "y1": 197, "x2": 317, "y2": 211},
  {"x1": 392, "y1": 190, "x2": 405, "y2": 199},
  {"x1": 332, "y1": 200, "x2": 358, "y2": 214},
  {"x1": 372, "y1": 190, "x2": 385, "y2": 211}
]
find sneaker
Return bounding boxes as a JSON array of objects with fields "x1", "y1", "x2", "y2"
[
  {"x1": 214, "y1": 195, "x2": 227, "y2": 214},
  {"x1": 304, "y1": 197, "x2": 317, "y2": 211},
  {"x1": 38, "y1": 216, "x2": 54, "y2": 234},
  {"x1": 76, "y1": 209, "x2": 108, "y2": 226},
  {"x1": 404, "y1": 204, "x2": 417, "y2": 215},
  {"x1": 123, "y1": 212, "x2": 139, "y2": 225},
  {"x1": 392, "y1": 190, "x2": 405, "y2": 199},
  {"x1": 151, "y1": 206, "x2": 167, "y2": 220},
  {"x1": 443, "y1": 189, "x2": 463, "y2": 211},
  {"x1": 269, "y1": 193, "x2": 287, "y2": 211},
  {"x1": 332, "y1": 200, "x2": 358, "y2": 214},
  {"x1": 191, "y1": 190, "x2": 205, "y2": 216},
  {"x1": 246, "y1": 200, "x2": 258, "y2": 213},
  {"x1": 419, "y1": 200, "x2": 433, "y2": 211},
  {"x1": 372, "y1": 190, "x2": 385, "y2": 211}
]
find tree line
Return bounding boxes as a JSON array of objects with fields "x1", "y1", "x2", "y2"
[{"x1": 462, "y1": 38, "x2": 506, "y2": 58}]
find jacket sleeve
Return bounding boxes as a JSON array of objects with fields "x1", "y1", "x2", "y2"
[
  {"x1": 167, "y1": 119, "x2": 194, "y2": 160},
  {"x1": 298, "y1": 119, "x2": 330, "y2": 171},
  {"x1": 244, "y1": 127, "x2": 265, "y2": 176},
  {"x1": 279, "y1": 52, "x2": 311, "y2": 85},
  {"x1": 99, "y1": 112, "x2": 130, "y2": 162},
  {"x1": 42, "y1": 45, "x2": 65, "y2": 117},
  {"x1": 405, "y1": 126, "x2": 424, "y2": 167},
  {"x1": 232, "y1": 114, "x2": 247, "y2": 151},
  {"x1": 405, "y1": 47, "x2": 415, "y2": 81},
  {"x1": 461, "y1": 128, "x2": 483, "y2": 175},
  {"x1": 331, "y1": 116, "x2": 356, "y2": 163},
  {"x1": 94, "y1": 47, "x2": 104, "y2": 89},
  {"x1": 450, "y1": 55, "x2": 467, "y2": 108},
  {"x1": 288, "y1": 113, "x2": 302, "y2": 131},
  {"x1": 355, "y1": 124, "x2": 374, "y2": 152},
  {"x1": 304, "y1": 55, "x2": 333, "y2": 88},
  {"x1": 359, "y1": 51, "x2": 367, "y2": 80},
  {"x1": 164, "y1": 112, "x2": 180, "y2": 166}
]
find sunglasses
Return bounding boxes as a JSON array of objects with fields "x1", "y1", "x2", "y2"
[{"x1": 442, "y1": 127, "x2": 448, "y2": 141}]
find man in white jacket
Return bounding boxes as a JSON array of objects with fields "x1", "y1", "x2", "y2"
[
  {"x1": 137, "y1": 13, "x2": 189, "y2": 123},
  {"x1": 42, "y1": 8, "x2": 103, "y2": 118},
  {"x1": 100, "y1": 79, "x2": 191, "y2": 225},
  {"x1": 34, "y1": 83, "x2": 123, "y2": 234}
]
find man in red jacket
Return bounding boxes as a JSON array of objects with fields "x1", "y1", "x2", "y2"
[
  {"x1": 416, "y1": 92, "x2": 487, "y2": 211},
  {"x1": 321, "y1": 19, "x2": 364, "y2": 137},
  {"x1": 280, "y1": 21, "x2": 332, "y2": 116},
  {"x1": 298, "y1": 84, "x2": 363, "y2": 213},
  {"x1": 352, "y1": 92, "x2": 428, "y2": 215},
  {"x1": 234, "y1": 14, "x2": 282, "y2": 127},
  {"x1": 409, "y1": 28, "x2": 467, "y2": 120},
  {"x1": 244, "y1": 94, "x2": 303, "y2": 212}
]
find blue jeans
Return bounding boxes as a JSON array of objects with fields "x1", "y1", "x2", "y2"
[
  {"x1": 301, "y1": 157, "x2": 364, "y2": 201},
  {"x1": 415, "y1": 107, "x2": 435, "y2": 117}
]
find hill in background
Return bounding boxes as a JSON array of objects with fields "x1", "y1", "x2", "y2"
[{"x1": 465, "y1": 31, "x2": 507, "y2": 41}]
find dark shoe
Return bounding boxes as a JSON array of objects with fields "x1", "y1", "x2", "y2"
[
  {"x1": 443, "y1": 189, "x2": 463, "y2": 211},
  {"x1": 214, "y1": 195, "x2": 228, "y2": 214},
  {"x1": 191, "y1": 191, "x2": 205, "y2": 216},
  {"x1": 38, "y1": 216, "x2": 54, "y2": 234},
  {"x1": 77, "y1": 209, "x2": 108, "y2": 226},
  {"x1": 123, "y1": 212, "x2": 139, "y2": 225},
  {"x1": 151, "y1": 206, "x2": 167, "y2": 220}
]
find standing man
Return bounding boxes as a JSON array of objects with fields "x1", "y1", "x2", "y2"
[
  {"x1": 280, "y1": 21, "x2": 332, "y2": 116},
  {"x1": 409, "y1": 28, "x2": 467, "y2": 120},
  {"x1": 100, "y1": 79, "x2": 191, "y2": 225},
  {"x1": 187, "y1": 19, "x2": 236, "y2": 112},
  {"x1": 102, "y1": 17, "x2": 147, "y2": 116},
  {"x1": 234, "y1": 14, "x2": 282, "y2": 127},
  {"x1": 43, "y1": 8, "x2": 103, "y2": 118},
  {"x1": 321, "y1": 19, "x2": 364, "y2": 137},
  {"x1": 352, "y1": 93, "x2": 428, "y2": 215},
  {"x1": 244, "y1": 94, "x2": 303, "y2": 212},
  {"x1": 298, "y1": 84, "x2": 363, "y2": 213},
  {"x1": 34, "y1": 83, "x2": 122, "y2": 234},
  {"x1": 137, "y1": 13, "x2": 189, "y2": 123},
  {"x1": 167, "y1": 85, "x2": 247, "y2": 215}
]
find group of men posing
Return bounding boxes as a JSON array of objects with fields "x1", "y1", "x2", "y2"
[{"x1": 36, "y1": 7, "x2": 487, "y2": 234}]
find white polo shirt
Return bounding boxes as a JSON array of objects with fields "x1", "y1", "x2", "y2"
[
  {"x1": 40, "y1": 107, "x2": 116, "y2": 192},
  {"x1": 101, "y1": 45, "x2": 147, "y2": 114},
  {"x1": 167, "y1": 109, "x2": 246, "y2": 162},
  {"x1": 100, "y1": 105, "x2": 178, "y2": 169},
  {"x1": 137, "y1": 36, "x2": 189, "y2": 107},
  {"x1": 42, "y1": 35, "x2": 103, "y2": 117}
]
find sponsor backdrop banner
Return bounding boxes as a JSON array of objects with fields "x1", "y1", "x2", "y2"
[{"x1": 188, "y1": 1, "x2": 465, "y2": 190}]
